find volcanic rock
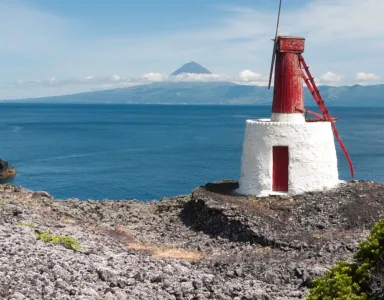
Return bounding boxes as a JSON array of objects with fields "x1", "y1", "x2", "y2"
[
  {"x1": 0, "y1": 180, "x2": 383, "y2": 299},
  {"x1": 0, "y1": 158, "x2": 16, "y2": 179}
]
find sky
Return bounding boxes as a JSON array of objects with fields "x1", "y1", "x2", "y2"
[{"x1": 0, "y1": 0, "x2": 383, "y2": 99}]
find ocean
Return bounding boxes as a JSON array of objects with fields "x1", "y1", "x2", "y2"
[{"x1": 1, "y1": 104, "x2": 383, "y2": 200}]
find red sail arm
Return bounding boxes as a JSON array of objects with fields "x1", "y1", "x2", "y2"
[
  {"x1": 299, "y1": 55, "x2": 355, "y2": 178},
  {"x1": 295, "y1": 107, "x2": 338, "y2": 122}
]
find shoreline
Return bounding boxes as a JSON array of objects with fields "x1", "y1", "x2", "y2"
[{"x1": 1, "y1": 180, "x2": 383, "y2": 299}]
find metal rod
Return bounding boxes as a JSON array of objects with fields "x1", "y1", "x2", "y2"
[
  {"x1": 268, "y1": 0, "x2": 283, "y2": 89},
  {"x1": 274, "y1": 0, "x2": 283, "y2": 41}
]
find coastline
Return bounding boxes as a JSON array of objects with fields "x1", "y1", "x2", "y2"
[{"x1": 1, "y1": 180, "x2": 383, "y2": 299}]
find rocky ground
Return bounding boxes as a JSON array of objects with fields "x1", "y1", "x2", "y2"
[{"x1": 1, "y1": 180, "x2": 384, "y2": 300}]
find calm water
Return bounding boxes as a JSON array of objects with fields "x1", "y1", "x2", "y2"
[{"x1": 1, "y1": 104, "x2": 383, "y2": 200}]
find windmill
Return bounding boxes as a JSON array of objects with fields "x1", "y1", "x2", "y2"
[
  {"x1": 266, "y1": 0, "x2": 354, "y2": 179},
  {"x1": 237, "y1": 0, "x2": 354, "y2": 197}
]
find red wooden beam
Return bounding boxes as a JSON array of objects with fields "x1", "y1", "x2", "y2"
[
  {"x1": 305, "y1": 118, "x2": 338, "y2": 123},
  {"x1": 299, "y1": 55, "x2": 355, "y2": 179}
]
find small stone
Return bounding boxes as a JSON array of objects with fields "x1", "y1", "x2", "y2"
[
  {"x1": 162, "y1": 279, "x2": 172, "y2": 288},
  {"x1": 32, "y1": 191, "x2": 52, "y2": 199},
  {"x1": 127, "y1": 278, "x2": 136, "y2": 286},
  {"x1": 10, "y1": 292, "x2": 25, "y2": 300},
  {"x1": 117, "y1": 279, "x2": 126, "y2": 288},
  {"x1": 235, "y1": 268, "x2": 243, "y2": 277},
  {"x1": 295, "y1": 268, "x2": 304, "y2": 277},
  {"x1": 226, "y1": 270, "x2": 235, "y2": 277},
  {"x1": 97, "y1": 267, "x2": 115, "y2": 282},
  {"x1": 83, "y1": 287, "x2": 98, "y2": 297},
  {"x1": 192, "y1": 279, "x2": 202, "y2": 289},
  {"x1": 180, "y1": 281, "x2": 194, "y2": 293}
]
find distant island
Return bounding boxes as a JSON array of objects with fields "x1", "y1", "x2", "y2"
[{"x1": 6, "y1": 62, "x2": 384, "y2": 107}]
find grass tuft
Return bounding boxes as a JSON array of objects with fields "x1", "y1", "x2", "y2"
[
  {"x1": 16, "y1": 222, "x2": 34, "y2": 228},
  {"x1": 35, "y1": 231, "x2": 81, "y2": 251}
]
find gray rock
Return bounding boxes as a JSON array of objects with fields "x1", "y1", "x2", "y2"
[
  {"x1": 127, "y1": 278, "x2": 136, "y2": 286},
  {"x1": 1, "y1": 181, "x2": 383, "y2": 299},
  {"x1": 180, "y1": 281, "x2": 194, "y2": 294}
]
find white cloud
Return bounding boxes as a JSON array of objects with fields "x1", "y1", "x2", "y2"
[
  {"x1": 170, "y1": 73, "x2": 228, "y2": 82},
  {"x1": 142, "y1": 72, "x2": 225, "y2": 83},
  {"x1": 233, "y1": 80, "x2": 269, "y2": 87},
  {"x1": 142, "y1": 72, "x2": 166, "y2": 82},
  {"x1": 4, "y1": 70, "x2": 263, "y2": 92},
  {"x1": 355, "y1": 72, "x2": 380, "y2": 81},
  {"x1": 319, "y1": 72, "x2": 343, "y2": 85},
  {"x1": 111, "y1": 75, "x2": 121, "y2": 81},
  {"x1": 5, "y1": 75, "x2": 132, "y2": 90},
  {"x1": 233, "y1": 70, "x2": 268, "y2": 86},
  {"x1": 10, "y1": 66, "x2": 383, "y2": 95},
  {"x1": 239, "y1": 70, "x2": 264, "y2": 82}
]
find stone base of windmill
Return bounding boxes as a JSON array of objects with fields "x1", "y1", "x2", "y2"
[{"x1": 237, "y1": 118, "x2": 341, "y2": 197}]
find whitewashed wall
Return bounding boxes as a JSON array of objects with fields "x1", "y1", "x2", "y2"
[{"x1": 237, "y1": 119, "x2": 339, "y2": 196}]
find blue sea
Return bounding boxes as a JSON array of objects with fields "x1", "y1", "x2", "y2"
[{"x1": 1, "y1": 104, "x2": 383, "y2": 200}]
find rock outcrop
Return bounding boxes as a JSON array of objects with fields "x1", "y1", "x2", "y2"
[
  {"x1": 0, "y1": 180, "x2": 383, "y2": 299},
  {"x1": 183, "y1": 180, "x2": 384, "y2": 250},
  {"x1": 0, "y1": 158, "x2": 16, "y2": 179}
]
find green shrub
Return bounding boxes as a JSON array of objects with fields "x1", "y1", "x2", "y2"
[
  {"x1": 307, "y1": 219, "x2": 384, "y2": 299},
  {"x1": 16, "y1": 222, "x2": 34, "y2": 228},
  {"x1": 60, "y1": 236, "x2": 82, "y2": 250},
  {"x1": 355, "y1": 220, "x2": 384, "y2": 267},
  {"x1": 307, "y1": 262, "x2": 367, "y2": 300},
  {"x1": 0, "y1": 199, "x2": 4, "y2": 207},
  {"x1": 35, "y1": 231, "x2": 81, "y2": 251}
]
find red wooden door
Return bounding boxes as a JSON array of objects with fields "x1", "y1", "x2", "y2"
[{"x1": 272, "y1": 146, "x2": 289, "y2": 191}]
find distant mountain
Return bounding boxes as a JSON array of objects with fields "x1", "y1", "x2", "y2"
[
  {"x1": 11, "y1": 82, "x2": 384, "y2": 107},
  {"x1": 171, "y1": 62, "x2": 212, "y2": 76}
]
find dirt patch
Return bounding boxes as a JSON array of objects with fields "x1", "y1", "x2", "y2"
[
  {"x1": 126, "y1": 242, "x2": 204, "y2": 261},
  {"x1": 59, "y1": 216, "x2": 78, "y2": 225}
]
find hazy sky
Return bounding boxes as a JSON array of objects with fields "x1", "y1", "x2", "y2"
[{"x1": 0, "y1": 0, "x2": 383, "y2": 99}]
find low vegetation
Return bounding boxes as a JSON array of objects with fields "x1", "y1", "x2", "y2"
[
  {"x1": 35, "y1": 231, "x2": 81, "y2": 251},
  {"x1": 307, "y1": 219, "x2": 384, "y2": 299},
  {"x1": 16, "y1": 222, "x2": 34, "y2": 228}
]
